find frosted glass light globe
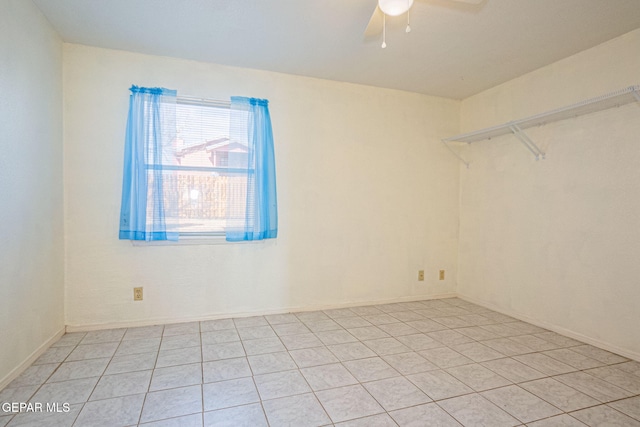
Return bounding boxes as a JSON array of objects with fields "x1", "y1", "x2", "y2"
[{"x1": 379, "y1": 0, "x2": 414, "y2": 16}]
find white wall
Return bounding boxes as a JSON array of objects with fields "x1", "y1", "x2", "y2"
[
  {"x1": 63, "y1": 44, "x2": 461, "y2": 328},
  {"x1": 0, "y1": 0, "x2": 64, "y2": 385},
  {"x1": 457, "y1": 29, "x2": 640, "y2": 358}
]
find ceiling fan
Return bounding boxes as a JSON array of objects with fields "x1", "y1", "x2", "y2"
[{"x1": 365, "y1": 0, "x2": 483, "y2": 48}]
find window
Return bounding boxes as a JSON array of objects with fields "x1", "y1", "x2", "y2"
[
  {"x1": 169, "y1": 98, "x2": 245, "y2": 236},
  {"x1": 119, "y1": 86, "x2": 277, "y2": 242}
]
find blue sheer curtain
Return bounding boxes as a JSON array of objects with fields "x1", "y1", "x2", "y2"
[
  {"x1": 119, "y1": 86, "x2": 178, "y2": 241},
  {"x1": 226, "y1": 97, "x2": 278, "y2": 241}
]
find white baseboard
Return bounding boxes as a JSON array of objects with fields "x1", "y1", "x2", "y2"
[
  {"x1": 458, "y1": 294, "x2": 640, "y2": 363},
  {"x1": 65, "y1": 292, "x2": 457, "y2": 332},
  {"x1": 0, "y1": 328, "x2": 65, "y2": 391}
]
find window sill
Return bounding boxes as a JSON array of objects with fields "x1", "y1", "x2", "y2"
[{"x1": 131, "y1": 235, "x2": 263, "y2": 246}]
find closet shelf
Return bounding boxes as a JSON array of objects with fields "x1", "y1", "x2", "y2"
[{"x1": 443, "y1": 85, "x2": 640, "y2": 167}]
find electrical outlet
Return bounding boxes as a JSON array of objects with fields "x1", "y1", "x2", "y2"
[
  {"x1": 439, "y1": 270, "x2": 445, "y2": 280},
  {"x1": 418, "y1": 270, "x2": 425, "y2": 281},
  {"x1": 133, "y1": 287, "x2": 143, "y2": 301}
]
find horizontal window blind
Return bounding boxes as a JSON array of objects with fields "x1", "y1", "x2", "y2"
[{"x1": 146, "y1": 97, "x2": 250, "y2": 235}]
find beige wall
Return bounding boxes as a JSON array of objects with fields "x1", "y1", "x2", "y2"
[
  {"x1": 63, "y1": 44, "x2": 461, "y2": 329},
  {"x1": 0, "y1": 0, "x2": 65, "y2": 385},
  {"x1": 457, "y1": 29, "x2": 640, "y2": 358}
]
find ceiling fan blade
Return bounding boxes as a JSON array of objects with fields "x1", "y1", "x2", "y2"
[{"x1": 364, "y1": 5, "x2": 384, "y2": 37}]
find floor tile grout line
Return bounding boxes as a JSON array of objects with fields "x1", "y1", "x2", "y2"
[
  {"x1": 68, "y1": 401, "x2": 84, "y2": 426},
  {"x1": 289, "y1": 353, "x2": 334, "y2": 425},
  {"x1": 432, "y1": 393, "x2": 515, "y2": 427},
  {"x1": 135, "y1": 325, "x2": 164, "y2": 426},
  {"x1": 17, "y1": 336, "x2": 87, "y2": 413},
  {"x1": 198, "y1": 322, "x2": 205, "y2": 427},
  {"x1": 248, "y1": 374, "x2": 272, "y2": 426},
  {"x1": 480, "y1": 383, "x2": 566, "y2": 423},
  {"x1": 71, "y1": 331, "x2": 124, "y2": 427},
  {"x1": 568, "y1": 400, "x2": 640, "y2": 424}
]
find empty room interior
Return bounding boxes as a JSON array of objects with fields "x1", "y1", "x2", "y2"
[{"x1": 2, "y1": 0, "x2": 640, "y2": 426}]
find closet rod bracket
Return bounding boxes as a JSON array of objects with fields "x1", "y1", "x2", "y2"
[{"x1": 508, "y1": 123, "x2": 545, "y2": 160}]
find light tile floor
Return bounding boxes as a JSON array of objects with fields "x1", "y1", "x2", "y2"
[{"x1": 1, "y1": 298, "x2": 639, "y2": 426}]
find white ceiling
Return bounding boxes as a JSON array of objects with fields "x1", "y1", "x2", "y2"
[{"x1": 34, "y1": 0, "x2": 640, "y2": 99}]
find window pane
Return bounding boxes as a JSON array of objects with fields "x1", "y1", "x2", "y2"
[
  {"x1": 147, "y1": 170, "x2": 247, "y2": 234},
  {"x1": 146, "y1": 99, "x2": 249, "y2": 235}
]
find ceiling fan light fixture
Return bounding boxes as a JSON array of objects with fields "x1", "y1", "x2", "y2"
[{"x1": 378, "y1": 0, "x2": 414, "y2": 16}]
